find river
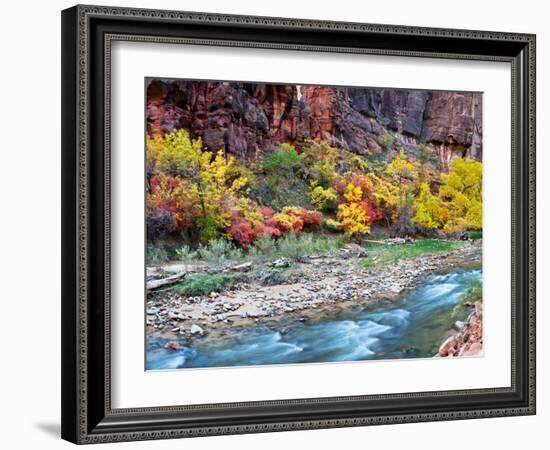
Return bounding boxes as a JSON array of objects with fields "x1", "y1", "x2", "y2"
[{"x1": 146, "y1": 265, "x2": 482, "y2": 370}]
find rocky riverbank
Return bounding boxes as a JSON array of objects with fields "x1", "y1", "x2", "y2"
[
  {"x1": 146, "y1": 241, "x2": 481, "y2": 341},
  {"x1": 438, "y1": 302, "x2": 483, "y2": 357}
]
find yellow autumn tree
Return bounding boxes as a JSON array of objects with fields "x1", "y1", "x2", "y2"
[
  {"x1": 336, "y1": 183, "x2": 371, "y2": 237},
  {"x1": 371, "y1": 174, "x2": 401, "y2": 226},
  {"x1": 384, "y1": 149, "x2": 419, "y2": 234},
  {"x1": 413, "y1": 181, "x2": 444, "y2": 229},
  {"x1": 385, "y1": 148, "x2": 418, "y2": 185},
  {"x1": 439, "y1": 158, "x2": 482, "y2": 233}
]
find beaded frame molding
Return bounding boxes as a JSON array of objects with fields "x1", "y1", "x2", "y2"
[{"x1": 61, "y1": 4, "x2": 536, "y2": 444}]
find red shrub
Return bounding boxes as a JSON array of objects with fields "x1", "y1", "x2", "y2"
[
  {"x1": 228, "y1": 219, "x2": 255, "y2": 249},
  {"x1": 259, "y1": 206, "x2": 274, "y2": 217},
  {"x1": 360, "y1": 201, "x2": 383, "y2": 222},
  {"x1": 253, "y1": 222, "x2": 282, "y2": 238},
  {"x1": 281, "y1": 206, "x2": 322, "y2": 227}
]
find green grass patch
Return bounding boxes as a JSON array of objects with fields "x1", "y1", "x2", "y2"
[
  {"x1": 361, "y1": 239, "x2": 463, "y2": 270},
  {"x1": 174, "y1": 266, "x2": 301, "y2": 296},
  {"x1": 467, "y1": 231, "x2": 483, "y2": 240},
  {"x1": 175, "y1": 272, "x2": 247, "y2": 296}
]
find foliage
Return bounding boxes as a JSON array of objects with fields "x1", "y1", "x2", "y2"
[
  {"x1": 380, "y1": 133, "x2": 395, "y2": 150},
  {"x1": 323, "y1": 218, "x2": 342, "y2": 232},
  {"x1": 384, "y1": 149, "x2": 420, "y2": 235},
  {"x1": 413, "y1": 182, "x2": 443, "y2": 230},
  {"x1": 276, "y1": 233, "x2": 341, "y2": 260},
  {"x1": 268, "y1": 206, "x2": 322, "y2": 235},
  {"x1": 385, "y1": 148, "x2": 418, "y2": 183},
  {"x1": 175, "y1": 245, "x2": 199, "y2": 262},
  {"x1": 146, "y1": 244, "x2": 169, "y2": 263},
  {"x1": 439, "y1": 158, "x2": 482, "y2": 233},
  {"x1": 146, "y1": 129, "x2": 252, "y2": 243},
  {"x1": 176, "y1": 272, "x2": 246, "y2": 296},
  {"x1": 197, "y1": 238, "x2": 242, "y2": 268},
  {"x1": 311, "y1": 185, "x2": 338, "y2": 211},
  {"x1": 371, "y1": 174, "x2": 400, "y2": 225},
  {"x1": 336, "y1": 183, "x2": 372, "y2": 237},
  {"x1": 262, "y1": 143, "x2": 302, "y2": 172},
  {"x1": 146, "y1": 125, "x2": 482, "y2": 256}
]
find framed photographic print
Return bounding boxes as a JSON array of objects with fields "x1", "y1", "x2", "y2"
[{"x1": 61, "y1": 4, "x2": 536, "y2": 444}]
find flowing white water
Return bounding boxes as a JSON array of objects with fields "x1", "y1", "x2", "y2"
[{"x1": 147, "y1": 267, "x2": 482, "y2": 370}]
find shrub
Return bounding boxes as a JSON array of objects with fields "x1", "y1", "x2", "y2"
[
  {"x1": 380, "y1": 133, "x2": 395, "y2": 150},
  {"x1": 146, "y1": 206, "x2": 177, "y2": 241},
  {"x1": 263, "y1": 144, "x2": 302, "y2": 172},
  {"x1": 311, "y1": 186, "x2": 338, "y2": 211},
  {"x1": 323, "y1": 218, "x2": 342, "y2": 232},
  {"x1": 197, "y1": 238, "x2": 236, "y2": 268},
  {"x1": 175, "y1": 245, "x2": 199, "y2": 262},
  {"x1": 253, "y1": 222, "x2": 282, "y2": 238},
  {"x1": 228, "y1": 219, "x2": 255, "y2": 249},
  {"x1": 277, "y1": 233, "x2": 341, "y2": 260},
  {"x1": 146, "y1": 244, "x2": 169, "y2": 263},
  {"x1": 249, "y1": 234, "x2": 278, "y2": 260},
  {"x1": 270, "y1": 212, "x2": 304, "y2": 233},
  {"x1": 281, "y1": 206, "x2": 322, "y2": 227},
  {"x1": 176, "y1": 273, "x2": 245, "y2": 296},
  {"x1": 146, "y1": 129, "x2": 253, "y2": 243}
]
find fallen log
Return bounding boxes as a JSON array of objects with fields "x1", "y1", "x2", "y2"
[
  {"x1": 146, "y1": 271, "x2": 187, "y2": 291},
  {"x1": 362, "y1": 239, "x2": 394, "y2": 245}
]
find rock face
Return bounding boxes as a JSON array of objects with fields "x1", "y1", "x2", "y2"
[
  {"x1": 146, "y1": 79, "x2": 482, "y2": 169},
  {"x1": 438, "y1": 302, "x2": 483, "y2": 357}
]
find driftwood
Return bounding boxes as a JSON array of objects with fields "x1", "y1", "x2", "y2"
[
  {"x1": 146, "y1": 271, "x2": 187, "y2": 291},
  {"x1": 362, "y1": 237, "x2": 414, "y2": 246},
  {"x1": 362, "y1": 239, "x2": 394, "y2": 245}
]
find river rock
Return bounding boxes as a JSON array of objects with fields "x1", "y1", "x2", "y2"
[
  {"x1": 232, "y1": 261, "x2": 253, "y2": 272},
  {"x1": 454, "y1": 320, "x2": 465, "y2": 330},
  {"x1": 190, "y1": 324, "x2": 205, "y2": 336},
  {"x1": 438, "y1": 336, "x2": 458, "y2": 357},
  {"x1": 164, "y1": 341, "x2": 181, "y2": 351},
  {"x1": 271, "y1": 258, "x2": 290, "y2": 268},
  {"x1": 389, "y1": 284, "x2": 403, "y2": 294}
]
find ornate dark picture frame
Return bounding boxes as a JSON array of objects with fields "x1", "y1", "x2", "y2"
[{"x1": 61, "y1": 4, "x2": 536, "y2": 444}]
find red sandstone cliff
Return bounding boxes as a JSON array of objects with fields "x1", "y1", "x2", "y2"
[{"x1": 146, "y1": 79, "x2": 482, "y2": 169}]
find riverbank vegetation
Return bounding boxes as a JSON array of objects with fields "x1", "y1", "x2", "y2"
[
  {"x1": 361, "y1": 239, "x2": 463, "y2": 269},
  {"x1": 146, "y1": 130, "x2": 482, "y2": 264}
]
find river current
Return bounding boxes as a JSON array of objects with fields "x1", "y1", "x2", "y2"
[{"x1": 146, "y1": 266, "x2": 482, "y2": 370}]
